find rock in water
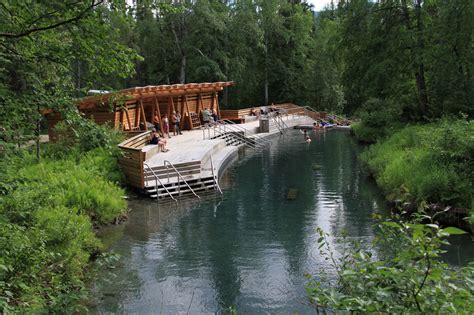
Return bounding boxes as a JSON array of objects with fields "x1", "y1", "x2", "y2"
[{"x1": 287, "y1": 188, "x2": 298, "y2": 200}]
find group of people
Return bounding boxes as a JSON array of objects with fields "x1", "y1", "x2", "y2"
[
  {"x1": 149, "y1": 108, "x2": 219, "y2": 152},
  {"x1": 312, "y1": 121, "x2": 333, "y2": 130},
  {"x1": 150, "y1": 110, "x2": 184, "y2": 152},
  {"x1": 249, "y1": 104, "x2": 281, "y2": 117},
  {"x1": 201, "y1": 108, "x2": 219, "y2": 126}
]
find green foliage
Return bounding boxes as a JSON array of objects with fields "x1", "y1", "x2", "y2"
[
  {"x1": 0, "y1": 127, "x2": 126, "y2": 311},
  {"x1": 51, "y1": 110, "x2": 125, "y2": 157},
  {"x1": 360, "y1": 119, "x2": 474, "y2": 210},
  {"x1": 0, "y1": 0, "x2": 140, "y2": 152},
  {"x1": 306, "y1": 219, "x2": 474, "y2": 313},
  {"x1": 352, "y1": 98, "x2": 404, "y2": 143}
]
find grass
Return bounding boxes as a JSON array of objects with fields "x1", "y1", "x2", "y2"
[
  {"x1": 0, "y1": 135, "x2": 127, "y2": 311},
  {"x1": 360, "y1": 119, "x2": 474, "y2": 217}
]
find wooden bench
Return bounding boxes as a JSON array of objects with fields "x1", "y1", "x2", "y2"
[
  {"x1": 142, "y1": 144, "x2": 160, "y2": 160},
  {"x1": 220, "y1": 108, "x2": 258, "y2": 123}
]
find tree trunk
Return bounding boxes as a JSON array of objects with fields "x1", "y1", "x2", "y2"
[
  {"x1": 401, "y1": 0, "x2": 429, "y2": 118},
  {"x1": 414, "y1": 0, "x2": 428, "y2": 116},
  {"x1": 179, "y1": 54, "x2": 186, "y2": 84}
]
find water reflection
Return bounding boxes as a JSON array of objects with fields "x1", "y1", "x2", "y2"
[{"x1": 91, "y1": 131, "x2": 395, "y2": 313}]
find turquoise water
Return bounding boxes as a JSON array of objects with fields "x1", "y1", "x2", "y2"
[{"x1": 90, "y1": 130, "x2": 472, "y2": 314}]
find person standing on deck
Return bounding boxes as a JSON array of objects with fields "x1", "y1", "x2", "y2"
[
  {"x1": 172, "y1": 111, "x2": 182, "y2": 135},
  {"x1": 162, "y1": 115, "x2": 171, "y2": 138},
  {"x1": 153, "y1": 113, "x2": 162, "y2": 136},
  {"x1": 202, "y1": 108, "x2": 211, "y2": 126},
  {"x1": 212, "y1": 109, "x2": 219, "y2": 124}
]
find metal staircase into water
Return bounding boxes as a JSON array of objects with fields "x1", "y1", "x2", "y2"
[
  {"x1": 143, "y1": 156, "x2": 224, "y2": 201},
  {"x1": 269, "y1": 113, "x2": 288, "y2": 134},
  {"x1": 202, "y1": 120, "x2": 270, "y2": 149}
]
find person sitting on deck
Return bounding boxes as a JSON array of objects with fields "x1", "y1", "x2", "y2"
[
  {"x1": 270, "y1": 104, "x2": 278, "y2": 113},
  {"x1": 250, "y1": 108, "x2": 256, "y2": 116},
  {"x1": 150, "y1": 128, "x2": 169, "y2": 152},
  {"x1": 313, "y1": 122, "x2": 320, "y2": 130}
]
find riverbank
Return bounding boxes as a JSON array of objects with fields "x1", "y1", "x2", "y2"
[
  {"x1": 357, "y1": 119, "x2": 473, "y2": 226},
  {"x1": 0, "y1": 120, "x2": 128, "y2": 312}
]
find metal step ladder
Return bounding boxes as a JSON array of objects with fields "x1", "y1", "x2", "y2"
[
  {"x1": 269, "y1": 114, "x2": 288, "y2": 134},
  {"x1": 144, "y1": 160, "x2": 202, "y2": 201}
]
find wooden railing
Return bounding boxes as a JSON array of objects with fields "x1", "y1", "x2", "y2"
[
  {"x1": 220, "y1": 103, "x2": 327, "y2": 122},
  {"x1": 118, "y1": 131, "x2": 151, "y2": 189}
]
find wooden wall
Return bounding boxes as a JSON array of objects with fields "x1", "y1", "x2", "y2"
[
  {"x1": 117, "y1": 131, "x2": 151, "y2": 189},
  {"x1": 82, "y1": 109, "x2": 115, "y2": 126}
]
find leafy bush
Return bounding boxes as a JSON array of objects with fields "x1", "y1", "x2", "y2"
[
  {"x1": 352, "y1": 98, "x2": 403, "y2": 143},
  {"x1": 361, "y1": 119, "x2": 474, "y2": 211},
  {"x1": 53, "y1": 110, "x2": 124, "y2": 153},
  {"x1": 0, "y1": 122, "x2": 127, "y2": 312},
  {"x1": 306, "y1": 219, "x2": 474, "y2": 313}
]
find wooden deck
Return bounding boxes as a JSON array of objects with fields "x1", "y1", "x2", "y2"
[{"x1": 118, "y1": 104, "x2": 318, "y2": 198}]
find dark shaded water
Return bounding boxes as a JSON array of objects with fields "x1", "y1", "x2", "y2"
[{"x1": 90, "y1": 130, "x2": 473, "y2": 314}]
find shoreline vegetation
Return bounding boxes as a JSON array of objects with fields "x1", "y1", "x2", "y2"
[
  {"x1": 0, "y1": 115, "x2": 128, "y2": 312},
  {"x1": 353, "y1": 118, "x2": 473, "y2": 228}
]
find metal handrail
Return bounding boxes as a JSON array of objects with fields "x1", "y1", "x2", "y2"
[
  {"x1": 201, "y1": 124, "x2": 212, "y2": 140},
  {"x1": 143, "y1": 162, "x2": 177, "y2": 202},
  {"x1": 213, "y1": 125, "x2": 258, "y2": 149},
  {"x1": 210, "y1": 154, "x2": 222, "y2": 194},
  {"x1": 302, "y1": 106, "x2": 322, "y2": 121},
  {"x1": 218, "y1": 120, "x2": 270, "y2": 147},
  {"x1": 163, "y1": 160, "x2": 200, "y2": 199},
  {"x1": 269, "y1": 114, "x2": 288, "y2": 134},
  {"x1": 221, "y1": 119, "x2": 271, "y2": 145},
  {"x1": 219, "y1": 128, "x2": 256, "y2": 148}
]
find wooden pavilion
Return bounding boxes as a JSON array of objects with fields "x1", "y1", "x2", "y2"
[{"x1": 45, "y1": 81, "x2": 234, "y2": 139}]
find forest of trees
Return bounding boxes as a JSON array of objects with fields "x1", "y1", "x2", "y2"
[
  {"x1": 1, "y1": 0, "x2": 473, "y2": 139},
  {"x1": 1, "y1": 0, "x2": 473, "y2": 312}
]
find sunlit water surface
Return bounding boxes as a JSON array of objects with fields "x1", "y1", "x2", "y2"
[{"x1": 90, "y1": 130, "x2": 473, "y2": 314}]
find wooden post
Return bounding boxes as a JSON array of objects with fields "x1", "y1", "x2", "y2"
[
  {"x1": 124, "y1": 104, "x2": 132, "y2": 131},
  {"x1": 119, "y1": 109, "x2": 124, "y2": 131},
  {"x1": 140, "y1": 99, "x2": 147, "y2": 131},
  {"x1": 180, "y1": 95, "x2": 186, "y2": 129},
  {"x1": 197, "y1": 93, "x2": 203, "y2": 113},
  {"x1": 154, "y1": 97, "x2": 162, "y2": 121},
  {"x1": 184, "y1": 94, "x2": 192, "y2": 130},
  {"x1": 210, "y1": 92, "x2": 215, "y2": 112},
  {"x1": 167, "y1": 96, "x2": 172, "y2": 118},
  {"x1": 214, "y1": 92, "x2": 220, "y2": 118},
  {"x1": 135, "y1": 102, "x2": 140, "y2": 130},
  {"x1": 139, "y1": 151, "x2": 145, "y2": 189},
  {"x1": 170, "y1": 96, "x2": 176, "y2": 112}
]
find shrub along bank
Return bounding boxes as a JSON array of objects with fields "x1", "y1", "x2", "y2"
[
  {"x1": 359, "y1": 119, "x2": 474, "y2": 222},
  {"x1": 0, "y1": 114, "x2": 127, "y2": 312}
]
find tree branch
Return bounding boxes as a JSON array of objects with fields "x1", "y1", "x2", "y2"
[{"x1": 0, "y1": 0, "x2": 104, "y2": 39}]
